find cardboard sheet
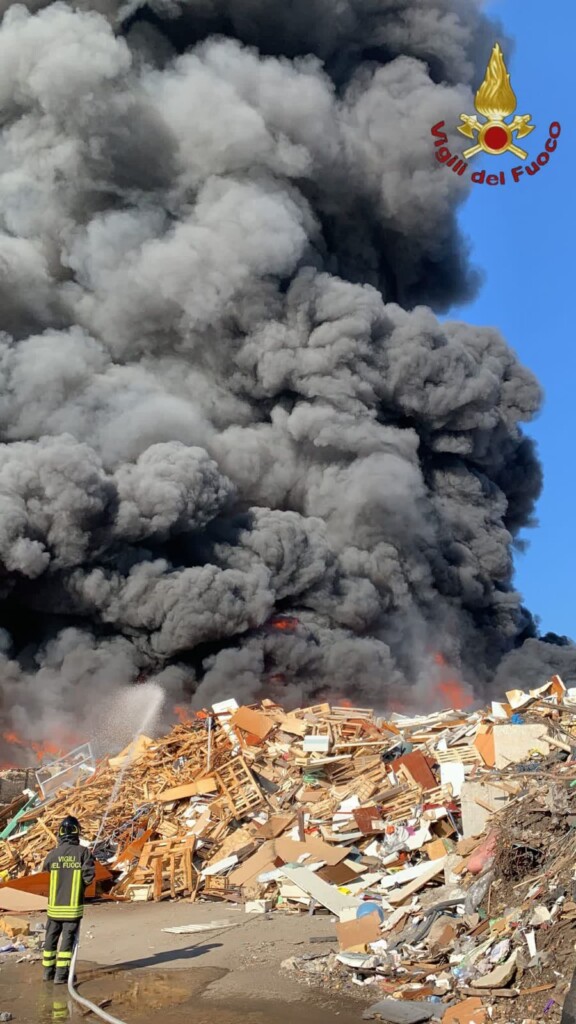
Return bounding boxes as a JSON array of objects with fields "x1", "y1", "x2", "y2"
[
  {"x1": 228, "y1": 842, "x2": 277, "y2": 887},
  {"x1": 0, "y1": 887, "x2": 48, "y2": 912},
  {"x1": 336, "y1": 909, "x2": 381, "y2": 950},
  {"x1": 274, "y1": 835, "x2": 350, "y2": 867},
  {"x1": 253, "y1": 814, "x2": 295, "y2": 840},
  {"x1": 231, "y1": 706, "x2": 274, "y2": 741}
]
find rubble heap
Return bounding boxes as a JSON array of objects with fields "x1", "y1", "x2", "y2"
[{"x1": 2, "y1": 677, "x2": 576, "y2": 1021}]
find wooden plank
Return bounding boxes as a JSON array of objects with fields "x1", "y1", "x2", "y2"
[
  {"x1": 279, "y1": 864, "x2": 360, "y2": 914},
  {"x1": 153, "y1": 857, "x2": 163, "y2": 902},
  {"x1": 183, "y1": 848, "x2": 193, "y2": 893},
  {"x1": 386, "y1": 859, "x2": 448, "y2": 905},
  {"x1": 156, "y1": 777, "x2": 217, "y2": 802}
]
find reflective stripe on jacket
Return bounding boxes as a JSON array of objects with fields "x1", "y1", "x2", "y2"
[{"x1": 43, "y1": 840, "x2": 95, "y2": 920}]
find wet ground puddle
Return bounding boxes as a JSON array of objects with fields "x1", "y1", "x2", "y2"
[{"x1": 0, "y1": 961, "x2": 360, "y2": 1023}]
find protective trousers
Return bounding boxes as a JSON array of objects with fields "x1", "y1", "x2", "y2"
[{"x1": 42, "y1": 918, "x2": 80, "y2": 981}]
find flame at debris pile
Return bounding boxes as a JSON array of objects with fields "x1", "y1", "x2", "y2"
[
  {"x1": 0, "y1": 0, "x2": 574, "y2": 738},
  {"x1": 432, "y1": 653, "x2": 474, "y2": 711},
  {"x1": 173, "y1": 705, "x2": 193, "y2": 726},
  {"x1": 1, "y1": 729, "x2": 81, "y2": 769}
]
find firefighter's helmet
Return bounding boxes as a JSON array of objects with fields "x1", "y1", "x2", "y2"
[{"x1": 58, "y1": 815, "x2": 81, "y2": 840}]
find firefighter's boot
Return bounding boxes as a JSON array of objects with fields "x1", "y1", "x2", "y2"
[
  {"x1": 43, "y1": 967, "x2": 55, "y2": 982},
  {"x1": 54, "y1": 970, "x2": 69, "y2": 985}
]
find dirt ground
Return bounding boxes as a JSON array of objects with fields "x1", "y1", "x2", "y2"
[{"x1": 0, "y1": 901, "x2": 365, "y2": 1024}]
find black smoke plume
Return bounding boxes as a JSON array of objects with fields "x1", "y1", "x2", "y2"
[{"x1": 0, "y1": 0, "x2": 573, "y2": 751}]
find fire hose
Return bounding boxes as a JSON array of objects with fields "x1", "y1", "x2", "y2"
[
  {"x1": 67, "y1": 922, "x2": 128, "y2": 1024},
  {"x1": 66, "y1": 822, "x2": 128, "y2": 1024}
]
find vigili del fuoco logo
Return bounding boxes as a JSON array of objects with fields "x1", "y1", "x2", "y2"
[{"x1": 431, "y1": 43, "x2": 561, "y2": 186}]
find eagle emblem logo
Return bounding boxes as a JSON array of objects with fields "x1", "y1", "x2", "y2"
[{"x1": 457, "y1": 44, "x2": 535, "y2": 160}]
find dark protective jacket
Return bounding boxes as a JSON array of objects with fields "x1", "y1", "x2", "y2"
[{"x1": 43, "y1": 839, "x2": 95, "y2": 920}]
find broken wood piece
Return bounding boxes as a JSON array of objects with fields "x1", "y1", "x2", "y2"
[{"x1": 156, "y1": 777, "x2": 217, "y2": 802}]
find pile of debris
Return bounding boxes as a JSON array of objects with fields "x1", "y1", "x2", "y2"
[
  {"x1": 0, "y1": 769, "x2": 36, "y2": 809},
  {"x1": 2, "y1": 676, "x2": 576, "y2": 1021}
]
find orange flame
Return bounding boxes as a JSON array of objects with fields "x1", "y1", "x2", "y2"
[
  {"x1": 336, "y1": 698, "x2": 353, "y2": 708},
  {"x1": 31, "y1": 739, "x2": 63, "y2": 761},
  {"x1": 2, "y1": 731, "x2": 22, "y2": 748},
  {"x1": 267, "y1": 616, "x2": 299, "y2": 632},
  {"x1": 432, "y1": 652, "x2": 473, "y2": 709},
  {"x1": 1, "y1": 728, "x2": 81, "y2": 767},
  {"x1": 173, "y1": 704, "x2": 193, "y2": 725}
]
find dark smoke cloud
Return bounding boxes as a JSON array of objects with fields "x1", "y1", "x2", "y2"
[{"x1": 0, "y1": 0, "x2": 573, "y2": 749}]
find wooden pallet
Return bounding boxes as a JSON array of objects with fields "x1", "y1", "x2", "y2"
[
  {"x1": 216, "y1": 756, "x2": 265, "y2": 817},
  {"x1": 327, "y1": 755, "x2": 383, "y2": 787},
  {"x1": 343, "y1": 767, "x2": 388, "y2": 805},
  {"x1": 380, "y1": 784, "x2": 423, "y2": 823},
  {"x1": 202, "y1": 875, "x2": 242, "y2": 901},
  {"x1": 156, "y1": 820, "x2": 180, "y2": 839},
  {"x1": 307, "y1": 800, "x2": 339, "y2": 821},
  {"x1": 434, "y1": 745, "x2": 481, "y2": 766},
  {"x1": 299, "y1": 703, "x2": 331, "y2": 717},
  {"x1": 334, "y1": 721, "x2": 365, "y2": 742},
  {"x1": 424, "y1": 785, "x2": 454, "y2": 805},
  {"x1": 310, "y1": 723, "x2": 332, "y2": 739},
  {"x1": 328, "y1": 706, "x2": 374, "y2": 722}
]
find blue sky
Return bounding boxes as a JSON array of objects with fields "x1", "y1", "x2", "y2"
[{"x1": 447, "y1": 1, "x2": 574, "y2": 637}]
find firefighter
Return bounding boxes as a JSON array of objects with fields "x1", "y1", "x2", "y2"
[{"x1": 41, "y1": 816, "x2": 95, "y2": 984}]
